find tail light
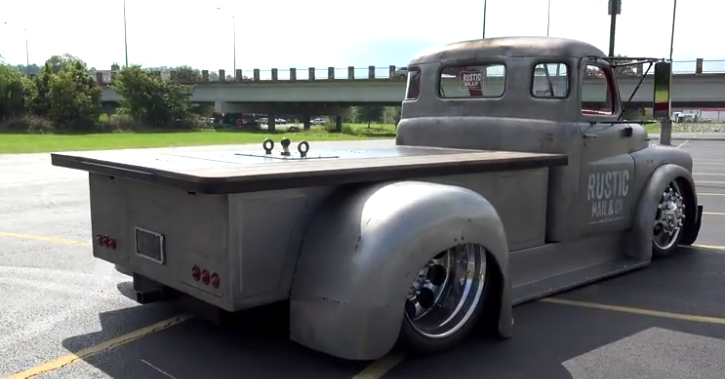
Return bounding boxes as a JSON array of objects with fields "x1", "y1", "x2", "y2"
[
  {"x1": 96, "y1": 234, "x2": 116, "y2": 250},
  {"x1": 200, "y1": 269, "x2": 210, "y2": 285},
  {"x1": 191, "y1": 266, "x2": 220, "y2": 289},
  {"x1": 191, "y1": 266, "x2": 201, "y2": 281}
]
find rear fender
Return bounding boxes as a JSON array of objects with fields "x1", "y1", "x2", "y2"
[
  {"x1": 289, "y1": 181, "x2": 512, "y2": 361},
  {"x1": 628, "y1": 164, "x2": 698, "y2": 261}
]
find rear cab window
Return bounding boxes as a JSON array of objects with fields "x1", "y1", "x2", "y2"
[
  {"x1": 439, "y1": 63, "x2": 506, "y2": 98},
  {"x1": 531, "y1": 63, "x2": 569, "y2": 98},
  {"x1": 581, "y1": 63, "x2": 617, "y2": 116}
]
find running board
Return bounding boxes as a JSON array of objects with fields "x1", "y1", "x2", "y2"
[{"x1": 511, "y1": 259, "x2": 650, "y2": 306}]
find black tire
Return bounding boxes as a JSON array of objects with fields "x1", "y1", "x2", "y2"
[{"x1": 397, "y1": 244, "x2": 492, "y2": 355}]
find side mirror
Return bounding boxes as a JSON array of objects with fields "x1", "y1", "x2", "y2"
[{"x1": 653, "y1": 61, "x2": 672, "y2": 120}]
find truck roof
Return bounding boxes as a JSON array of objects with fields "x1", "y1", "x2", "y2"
[{"x1": 408, "y1": 37, "x2": 606, "y2": 65}]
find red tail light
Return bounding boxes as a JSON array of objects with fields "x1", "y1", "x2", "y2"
[
  {"x1": 191, "y1": 266, "x2": 201, "y2": 281},
  {"x1": 210, "y1": 273, "x2": 220, "y2": 289},
  {"x1": 95, "y1": 234, "x2": 117, "y2": 249},
  {"x1": 200, "y1": 269, "x2": 210, "y2": 285}
]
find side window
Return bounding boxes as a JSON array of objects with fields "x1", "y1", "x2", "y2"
[
  {"x1": 532, "y1": 63, "x2": 569, "y2": 98},
  {"x1": 582, "y1": 64, "x2": 615, "y2": 115},
  {"x1": 439, "y1": 64, "x2": 505, "y2": 98},
  {"x1": 405, "y1": 68, "x2": 421, "y2": 100}
]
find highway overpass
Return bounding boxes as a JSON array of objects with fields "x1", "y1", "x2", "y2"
[{"x1": 97, "y1": 62, "x2": 725, "y2": 111}]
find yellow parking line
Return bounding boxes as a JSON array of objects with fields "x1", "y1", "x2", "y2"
[
  {"x1": 350, "y1": 354, "x2": 406, "y2": 379},
  {"x1": 703, "y1": 211, "x2": 725, "y2": 216},
  {"x1": 0, "y1": 231, "x2": 89, "y2": 245},
  {"x1": 540, "y1": 298, "x2": 725, "y2": 325},
  {"x1": 3, "y1": 314, "x2": 192, "y2": 379},
  {"x1": 691, "y1": 244, "x2": 725, "y2": 252}
]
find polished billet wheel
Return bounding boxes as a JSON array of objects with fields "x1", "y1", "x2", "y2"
[
  {"x1": 653, "y1": 180, "x2": 686, "y2": 255},
  {"x1": 404, "y1": 243, "x2": 487, "y2": 340}
]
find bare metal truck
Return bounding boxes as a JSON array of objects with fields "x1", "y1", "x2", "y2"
[{"x1": 52, "y1": 37, "x2": 703, "y2": 361}]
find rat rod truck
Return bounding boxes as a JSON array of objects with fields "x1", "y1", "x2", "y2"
[{"x1": 51, "y1": 37, "x2": 703, "y2": 361}]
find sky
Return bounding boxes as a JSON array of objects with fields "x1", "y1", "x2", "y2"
[{"x1": 0, "y1": 0, "x2": 722, "y2": 72}]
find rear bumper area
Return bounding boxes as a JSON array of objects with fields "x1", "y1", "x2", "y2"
[{"x1": 89, "y1": 173, "x2": 234, "y2": 311}]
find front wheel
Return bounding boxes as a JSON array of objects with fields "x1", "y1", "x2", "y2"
[
  {"x1": 398, "y1": 243, "x2": 489, "y2": 354},
  {"x1": 652, "y1": 180, "x2": 687, "y2": 257}
]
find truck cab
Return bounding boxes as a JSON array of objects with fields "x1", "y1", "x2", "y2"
[{"x1": 396, "y1": 37, "x2": 689, "y2": 243}]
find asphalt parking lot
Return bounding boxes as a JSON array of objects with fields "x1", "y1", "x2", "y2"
[{"x1": 1, "y1": 139, "x2": 725, "y2": 379}]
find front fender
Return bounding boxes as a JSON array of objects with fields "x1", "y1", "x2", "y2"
[
  {"x1": 289, "y1": 181, "x2": 512, "y2": 361},
  {"x1": 629, "y1": 163, "x2": 699, "y2": 261}
]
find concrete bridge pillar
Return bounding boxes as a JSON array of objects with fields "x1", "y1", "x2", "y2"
[
  {"x1": 302, "y1": 114, "x2": 311, "y2": 130},
  {"x1": 268, "y1": 113, "x2": 276, "y2": 132},
  {"x1": 335, "y1": 116, "x2": 342, "y2": 132}
]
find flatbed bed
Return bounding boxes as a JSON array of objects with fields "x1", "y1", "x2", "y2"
[{"x1": 50, "y1": 144, "x2": 568, "y2": 194}]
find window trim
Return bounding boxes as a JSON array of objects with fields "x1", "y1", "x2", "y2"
[
  {"x1": 436, "y1": 62, "x2": 507, "y2": 99},
  {"x1": 580, "y1": 62, "x2": 619, "y2": 117},
  {"x1": 530, "y1": 61, "x2": 570, "y2": 99},
  {"x1": 404, "y1": 67, "x2": 422, "y2": 100}
]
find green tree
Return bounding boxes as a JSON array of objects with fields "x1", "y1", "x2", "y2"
[
  {"x1": 46, "y1": 59, "x2": 102, "y2": 131},
  {"x1": 353, "y1": 105, "x2": 384, "y2": 127},
  {"x1": 111, "y1": 65, "x2": 194, "y2": 127},
  {"x1": 175, "y1": 65, "x2": 202, "y2": 82},
  {"x1": 0, "y1": 62, "x2": 33, "y2": 120},
  {"x1": 31, "y1": 62, "x2": 54, "y2": 117},
  {"x1": 46, "y1": 54, "x2": 82, "y2": 74}
]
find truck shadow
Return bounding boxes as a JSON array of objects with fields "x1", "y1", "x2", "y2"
[
  {"x1": 61, "y1": 294, "x2": 370, "y2": 379},
  {"x1": 59, "y1": 248, "x2": 723, "y2": 379}
]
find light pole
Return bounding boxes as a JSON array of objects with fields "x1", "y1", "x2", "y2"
[
  {"x1": 2, "y1": 21, "x2": 30, "y2": 76},
  {"x1": 123, "y1": 0, "x2": 129, "y2": 67},
  {"x1": 482, "y1": 0, "x2": 487, "y2": 38},
  {"x1": 669, "y1": 0, "x2": 677, "y2": 61},
  {"x1": 216, "y1": 7, "x2": 237, "y2": 76},
  {"x1": 546, "y1": 0, "x2": 551, "y2": 37}
]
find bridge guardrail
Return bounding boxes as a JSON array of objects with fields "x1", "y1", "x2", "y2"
[{"x1": 90, "y1": 60, "x2": 725, "y2": 85}]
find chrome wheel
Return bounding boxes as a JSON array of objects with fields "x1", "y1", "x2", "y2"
[
  {"x1": 404, "y1": 244, "x2": 487, "y2": 339},
  {"x1": 653, "y1": 181, "x2": 686, "y2": 251}
]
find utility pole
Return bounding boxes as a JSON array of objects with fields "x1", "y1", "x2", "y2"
[
  {"x1": 607, "y1": 0, "x2": 620, "y2": 56},
  {"x1": 2, "y1": 21, "x2": 30, "y2": 76},
  {"x1": 669, "y1": 0, "x2": 677, "y2": 61},
  {"x1": 232, "y1": 15, "x2": 236, "y2": 75},
  {"x1": 24, "y1": 28, "x2": 29, "y2": 75},
  {"x1": 482, "y1": 0, "x2": 487, "y2": 38},
  {"x1": 546, "y1": 0, "x2": 551, "y2": 37},
  {"x1": 216, "y1": 7, "x2": 237, "y2": 77},
  {"x1": 123, "y1": 0, "x2": 129, "y2": 67}
]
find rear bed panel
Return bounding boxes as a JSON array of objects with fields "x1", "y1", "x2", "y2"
[{"x1": 89, "y1": 173, "x2": 232, "y2": 309}]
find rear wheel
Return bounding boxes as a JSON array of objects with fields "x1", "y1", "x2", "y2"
[
  {"x1": 398, "y1": 243, "x2": 488, "y2": 354},
  {"x1": 652, "y1": 180, "x2": 687, "y2": 257}
]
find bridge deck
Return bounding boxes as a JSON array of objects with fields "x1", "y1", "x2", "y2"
[{"x1": 51, "y1": 144, "x2": 567, "y2": 194}]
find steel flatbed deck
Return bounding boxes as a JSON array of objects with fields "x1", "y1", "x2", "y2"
[{"x1": 50, "y1": 144, "x2": 568, "y2": 194}]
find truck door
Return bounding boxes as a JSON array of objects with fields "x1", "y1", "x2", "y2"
[{"x1": 577, "y1": 59, "x2": 636, "y2": 236}]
